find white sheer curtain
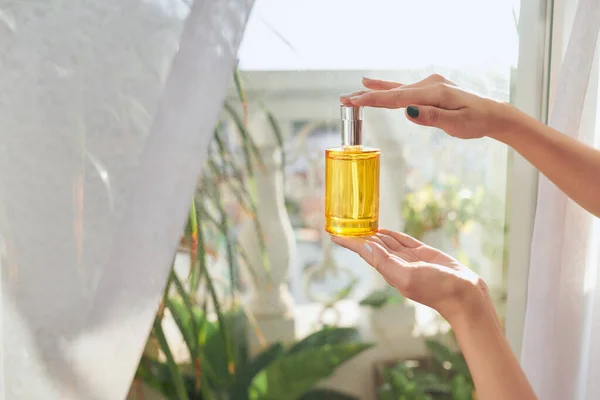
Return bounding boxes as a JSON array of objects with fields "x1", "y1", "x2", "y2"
[
  {"x1": 0, "y1": 1, "x2": 253, "y2": 399},
  {"x1": 521, "y1": 0, "x2": 600, "y2": 399}
]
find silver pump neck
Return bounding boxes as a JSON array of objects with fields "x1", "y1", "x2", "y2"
[{"x1": 341, "y1": 105, "x2": 363, "y2": 146}]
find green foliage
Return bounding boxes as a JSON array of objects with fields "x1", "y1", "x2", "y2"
[
  {"x1": 359, "y1": 286, "x2": 406, "y2": 309},
  {"x1": 402, "y1": 177, "x2": 486, "y2": 243},
  {"x1": 450, "y1": 375, "x2": 473, "y2": 400},
  {"x1": 138, "y1": 319, "x2": 370, "y2": 400},
  {"x1": 298, "y1": 389, "x2": 359, "y2": 400},
  {"x1": 424, "y1": 340, "x2": 470, "y2": 379},
  {"x1": 134, "y1": 69, "x2": 369, "y2": 400},
  {"x1": 229, "y1": 344, "x2": 286, "y2": 400},
  {"x1": 378, "y1": 362, "x2": 436, "y2": 400},
  {"x1": 249, "y1": 343, "x2": 373, "y2": 400},
  {"x1": 424, "y1": 340, "x2": 473, "y2": 400},
  {"x1": 287, "y1": 326, "x2": 361, "y2": 354},
  {"x1": 377, "y1": 337, "x2": 474, "y2": 400},
  {"x1": 402, "y1": 175, "x2": 508, "y2": 276}
]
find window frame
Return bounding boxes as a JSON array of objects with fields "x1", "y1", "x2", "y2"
[{"x1": 505, "y1": 0, "x2": 568, "y2": 359}]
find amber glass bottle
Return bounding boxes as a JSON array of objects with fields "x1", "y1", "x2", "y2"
[{"x1": 325, "y1": 106, "x2": 380, "y2": 237}]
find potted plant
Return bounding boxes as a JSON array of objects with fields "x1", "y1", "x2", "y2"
[
  {"x1": 375, "y1": 336, "x2": 475, "y2": 400},
  {"x1": 360, "y1": 286, "x2": 415, "y2": 334},
  {"x1": 130, "y1": 69, "x2": 370, "y2": 400},
  {"x1": 136, "y1": 289, "x2": 370, "y2": 400}
]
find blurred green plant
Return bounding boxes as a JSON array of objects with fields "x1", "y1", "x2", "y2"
[
  {"x1": 402, "y1": 176, "x2": 508, "y2": 275},
  {"x1": 377, "y1": 337, "x2": 474, "y2": 400},
  {"x1": 132, "y1": 70, "x2": 369, "y2": 400},
  {"x1": 137, "y1": 294, "x2": 370, "y2": 399},
  {"x1": 402, "y1": 177, "x2": 486, "y2": 245},
  {"x1": 359, "y1": 286, "x2": 406, "y2": 309}
]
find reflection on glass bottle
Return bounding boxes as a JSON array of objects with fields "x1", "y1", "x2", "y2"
[{"x1": 325, "y1": 105, "x2": 380, "y2": 237}]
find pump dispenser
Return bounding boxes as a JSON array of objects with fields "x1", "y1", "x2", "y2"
[{"x1": 325, "y1": 105, "x2": 380, "y2": 237}]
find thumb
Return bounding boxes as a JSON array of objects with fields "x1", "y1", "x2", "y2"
[{"x1": 405, "y1": 105, "x2": 456, "y2": 130}]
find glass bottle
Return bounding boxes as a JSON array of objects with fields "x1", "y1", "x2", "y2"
[{"x1": 325, "y1": 105, "x2": 380, "y2": 237}]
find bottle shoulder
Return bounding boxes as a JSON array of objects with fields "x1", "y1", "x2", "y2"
[
  {"x1": 325, "y1": 146, "x2": 380, "y2": 160},
  {"x1": 325, "y1": 146, "x2": 380, "y2": 154}
]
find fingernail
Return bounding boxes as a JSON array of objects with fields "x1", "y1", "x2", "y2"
[
  {"x1": 407, "y1": 106, "x2": 419, "y2": 118},
  {"x1": 340, "y1": 93, "x2": 352, "y2": 98},
  {"x1": 363, "y1": 242, "x2": 373, "y2": 253}
]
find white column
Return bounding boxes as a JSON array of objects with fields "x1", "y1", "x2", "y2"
[
  {"x1": 364, "y1": 111, "x2": 407, "y2": 290},
  {"x1": 238, "y1": 112, "x2": 296, "y2": 354}
]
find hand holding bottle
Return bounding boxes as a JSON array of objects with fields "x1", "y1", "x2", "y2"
[
  {"x1": 340, "y1": 74, "x2": 520, "y2": 140},
  {"x1": 333, "y1": 229, "x2": 539, "y2": 400},
  {"x1": 331, "y1": 229, "x2": 488, "y2": 322}
]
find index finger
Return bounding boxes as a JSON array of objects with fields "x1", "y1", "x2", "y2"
[
  {"x1": 348, "y1": 86, "x2": 445, "y2": 109},
  {"x1": 340, "y1": 90, "x2": 368, "y2": 105}
]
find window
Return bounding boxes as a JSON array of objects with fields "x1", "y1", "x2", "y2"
[
  {"x1": 196, "y1": 2, "x2": 544, "y2": 397},
  {"x1": 1, "y1": 0, "x2": 552, "y2": 398},
  {"x1": 180, "y1": 0, "x2": 546, "y2": 398},
  {"x1": 233, "y1": 0, "x2": 522, "y2": 310}
]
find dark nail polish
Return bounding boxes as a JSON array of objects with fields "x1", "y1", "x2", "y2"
[{"x1": 407, "y1": 106, "x2": 419, "y2": 118}]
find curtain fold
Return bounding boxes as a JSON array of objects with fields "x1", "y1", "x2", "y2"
[
  {"x1": 521, "y1": 0, "x2": 600, "y2": 399},
  {"x1": 0, "y1": 1, "x2": 254, "y2": 399}
]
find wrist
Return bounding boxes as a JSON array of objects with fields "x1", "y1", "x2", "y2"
[
  {"x1": 486, "y1": 101, "x2": 520, "y2": 141},
  {"x1": 487, "y1": 101, "x2": 543, "y2": 146},
  {"x1": 442, "y1": 277, "x2": 498, "y2": 331}
]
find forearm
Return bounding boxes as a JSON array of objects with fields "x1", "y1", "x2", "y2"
[
  {"x1": 492, "y1": 105, "x2": 600, "y2": 217},
  {"x1": 448, "y1": 290, "x2": 537, "y2": 400}
]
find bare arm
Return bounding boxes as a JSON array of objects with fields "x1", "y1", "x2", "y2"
[
  {"x1": 450, "y1": 284, "x2": 537, "y2": 400},
  {"x1": 494, "y1": 106, "x2": 600, "y2": 217},
  {"x1": 331, "y1": 231, "x2": 538, "y2": 400},
  {"x1": 340, "y1": 75, "x2": 597, "y2": 397},
  {"x1": 344, "y1": 75, "x2": 600, "y2": 217}
]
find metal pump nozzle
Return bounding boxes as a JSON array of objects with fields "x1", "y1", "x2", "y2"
[{"x1": 340, "y1": 105, "x2": 363, "y2": 146}]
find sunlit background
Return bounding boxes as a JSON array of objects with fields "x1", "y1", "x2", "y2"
[{"x1": 0, "y1": 0, "x2": 529, "y2": 399}]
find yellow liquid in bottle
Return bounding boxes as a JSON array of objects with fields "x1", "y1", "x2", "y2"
[{"x1": 325, "y1": 146, "x2": 380, "y2": 237}]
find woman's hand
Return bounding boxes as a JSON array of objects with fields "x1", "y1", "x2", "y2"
[
  {"x1": 333, "y1": 229, "x2": 539, "y2": 400},
  {"x1": 341, "y1": 74, "x2": 600, "y2": 218},
  {"x1": 340, "y1": 75, "x2": 519, "y2": 140},
  {"x1": 331, "y1": 228, "x2": 488, "y2": 323}
]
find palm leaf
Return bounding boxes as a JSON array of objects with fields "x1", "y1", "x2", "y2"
[
  {"x1": 287, "y1": 327, "x2": 361, "y2": 355},
  {"x1": 211, "y1": 128, "x2": 255, "y2": 213},
  {"x1": 136, "y1": 356, "x2": 191, "y2": 399},
  {"x1": 205, "y1": 160, "x2": 238, "y2": 296},
  {"x1": 264, "y1": 106, "x2": 286, "y2": 173},
  {"x1": 249, "y1": 343, "x2": 373, "y2": 400},
  {"x1": 153, "y1": 317, "x2": 190, "y2": 400},
  {"x1": 228, "y1": 343, "x2": 286, "y2": 400},
  {"x1": 223, "y1": 101, "x2": 265, "y2": 174},
  {"x1": 233, "y1": 69, "x2": 248, "y2": 123},
  {"x1": 186, "y1": 201, "x2": 199, "y2": 284},
  {"x1": 196, "y1": 204, "x2": 238, "y2": 377},
  {"x1": 190, "y1": 198, "x2": 208, "y2": 293}
]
